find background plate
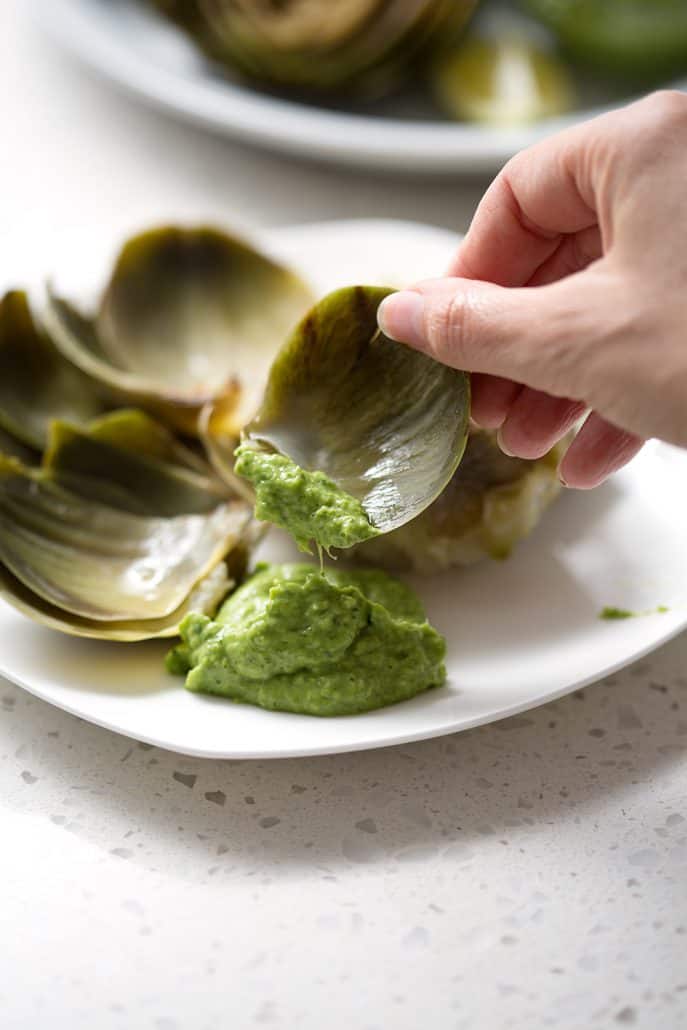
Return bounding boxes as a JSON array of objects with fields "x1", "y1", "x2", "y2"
[
  {"x1": 1, "y1": 217, "x2": 686, "y2": 758},
  {"x1": 38, "y1": 0, "x2": 687, "y2": 174}
]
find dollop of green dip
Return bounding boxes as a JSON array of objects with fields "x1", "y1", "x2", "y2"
[
  {"x1": 234, "y1": 444, "x2": 379, "y2": 554},
  {"x1": 166, "y1": 563, "x2": 446, "y2": 716}
]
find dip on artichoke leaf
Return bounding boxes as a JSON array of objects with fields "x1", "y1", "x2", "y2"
[
  {"x1": 237, "y1": 286, "x2": 471, "y2": 538},
  {"x1": 167, "y1": 564, "x2": 446, "y2": 716},
  {"x1": 234, "y1": 444, "x2": 379, "y2": 554}
]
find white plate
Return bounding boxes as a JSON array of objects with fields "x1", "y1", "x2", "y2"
[
  {"x1": 1, "y1": 217, "x2": 686, "y2": 759},
  {"x1": 37, "y1": 0, "x2": 687, "y2": 174}
]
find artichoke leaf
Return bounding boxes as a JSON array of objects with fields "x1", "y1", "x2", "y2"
[
  {"x1": 42, "y1": 226, "x2": 312, "y2": 437},
  {"x1": 0, "y1": 559, "x2": 234, "y2": 642},
  {"x1": 0, "y1": 426, "x2": 38, "y2": 465},
  {"x1": 83, "y1": 408, "x2": 214, "y2": 476},
  {"x1": 42, "y1": 289, "x2": 205, "y2": 436},
  {"x1": 354, "y1": 429, "x2": 565, "y2": 573},
  {"x1": 0, "y1": 453, "x2": 252, "y2": 621},
  {"x1": 43, "y1": 417, "x2": 232, "y2": 517},
  {"x1": 242, "y1": 285, "x2": 471, "y2": 535},
  {"x1": 199, "y1": 394, "x2": 256, "y2": 502},
  {"x1": 0, "y1": 290, "x2": 108, "y2": 451},
  {"x1": 96, "y1": 226, "x2": 313, "y2": 428}
]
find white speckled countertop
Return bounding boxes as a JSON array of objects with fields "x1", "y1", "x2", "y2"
[
  {"x1": 2, "y1": 5, "x2": 686, "y2": 1028},
  {"x1": 3, "y1": 648, "x2": 687, "y2": 1029}
]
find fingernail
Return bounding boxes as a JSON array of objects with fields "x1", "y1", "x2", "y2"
[
  {"x1": 377, "y1": 291, "x2": 425, "y2": 348},
  {"x1": 496, "y1": 428, "x2": 515, "y2": 458}
]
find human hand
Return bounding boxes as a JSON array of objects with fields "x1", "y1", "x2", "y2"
[{"x1": 378, "y1": 91, "x2": 687, "y2": 488}]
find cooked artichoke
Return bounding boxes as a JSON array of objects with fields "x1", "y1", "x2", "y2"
[
  {"x1": 151, "y1": 0, "x2": 477, "y2": 95},
  {"x1": 523, "y1": 0, "x2": 687, "y2": 82},
  {"x1": 0, "y1": 452, "x2": 251, "y2": 622},
  {"x1": 353, "y1": 429, "x2": 565, "y2": 573},
  {"x1": 239, "y1": 285, "x2": 471, "y2": 535},
  {"x1": 42, "y1": 226, "x2": 313, "y2": 437},
  {"x1": 0, "y1": 559, "x2": 236, "y2": 642},
  {"x1": 148, "y1": 0, "x2": 206, "y2": 36},
  {"x1": 199, "y1": 392, "x2": 255, "y2": 501},
  {"x1": 44, "y1": 421, "x2": 228, "y2": 518},
  {"x1": 0, "y1": 398, "x2": 256, "y2": 641},
  {"x1": 0, "y1": 290, "x2": 108, "y2": 452},
  {"x1": 431, "y1": 34, "x2": 575, "y2": 125},
  {"x1": 0, "y1": 426, "x2": 37, "y2": 465}
]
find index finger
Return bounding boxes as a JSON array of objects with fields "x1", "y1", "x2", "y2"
[{"x1": 449, "y1": 114, "x2": 605, "y2": 287}]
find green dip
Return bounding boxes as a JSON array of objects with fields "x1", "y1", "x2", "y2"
[
  {"x1": 599, "y1": 605, "x2": 669, "y2": 620},
  {"x1": 234, "y1": 444, "x2": 379, "y2": 554},
  {"x1": 166, "y1": 563, "x2": 446, "y2": 716}
]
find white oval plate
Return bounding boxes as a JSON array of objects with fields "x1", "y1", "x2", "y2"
[
  {"x1": 1, "y1": 217, "x2": 686, "y2": 759},
  {"x1": 37, "y1": 0, "x2": 687, "y2": 174}
]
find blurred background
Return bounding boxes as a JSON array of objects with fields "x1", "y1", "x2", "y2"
[{"x1": 7, "y1": 0, "x2": 687, "y2": 251}]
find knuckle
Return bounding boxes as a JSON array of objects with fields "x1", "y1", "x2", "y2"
[
  {"x1": 424, "y1": 290, "x2": 476, "y2": 368},
  {"x1": 640, "y1": 89, "x2": 687, "y2": 127}
]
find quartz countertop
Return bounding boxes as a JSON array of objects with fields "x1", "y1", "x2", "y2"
[{"x1": 1, "y1": 6, "x2": 686, "y2": 1028}]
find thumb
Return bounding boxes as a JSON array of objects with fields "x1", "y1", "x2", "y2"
[{"x1": 377, "y1": 271, "x2": 614, "y2": 401}]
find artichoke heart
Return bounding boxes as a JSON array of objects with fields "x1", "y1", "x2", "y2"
[
  {"x1": 42, "y1": 226, "x2": 313, "y2": 437},
  {"x1": 353, "y1": 429, "x2": 565, "y2": 573}
]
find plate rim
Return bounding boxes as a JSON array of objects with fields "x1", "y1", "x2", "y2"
[
  {"x1": 2, "y1": 617, "x2": 686, "y2": 760},
  {"x1": 35, "y1": 0, "x2": 687, "y2": 174}
]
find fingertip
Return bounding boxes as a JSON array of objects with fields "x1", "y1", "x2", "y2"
[
  {"x1": 377, "y1": 290, "x2": 426, "y2": 348},
  {"x1": 495, "y1": 428, "x2": 516, "y2": 457},
  {"x1": 469, "y1": 374, "x2": 521, "y2": 430},
  {"x1": 558, "y1": 413, "x2": 644, "y2": 489},
  {"x1": 498, "y1": 391, "x2": 587, "y2": 462}
]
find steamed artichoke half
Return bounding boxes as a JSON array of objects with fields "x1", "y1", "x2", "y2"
[
  {"x1": 0, "y1": 224, "x2": 313, "y2": 640},
  {"x1": 149, "y1": 0, "x2": 478, "y2": 95}
]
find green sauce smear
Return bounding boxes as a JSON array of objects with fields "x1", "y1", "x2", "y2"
[
  {"x1": 233, "y1": 444, "x2": 379, "y2": 554},
  {"x1": 599, "y1": 605, "x2": 669, "y2": 621},
  {"x1": 167, "y1": 563, "x2": 446, "y2": 716}
]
